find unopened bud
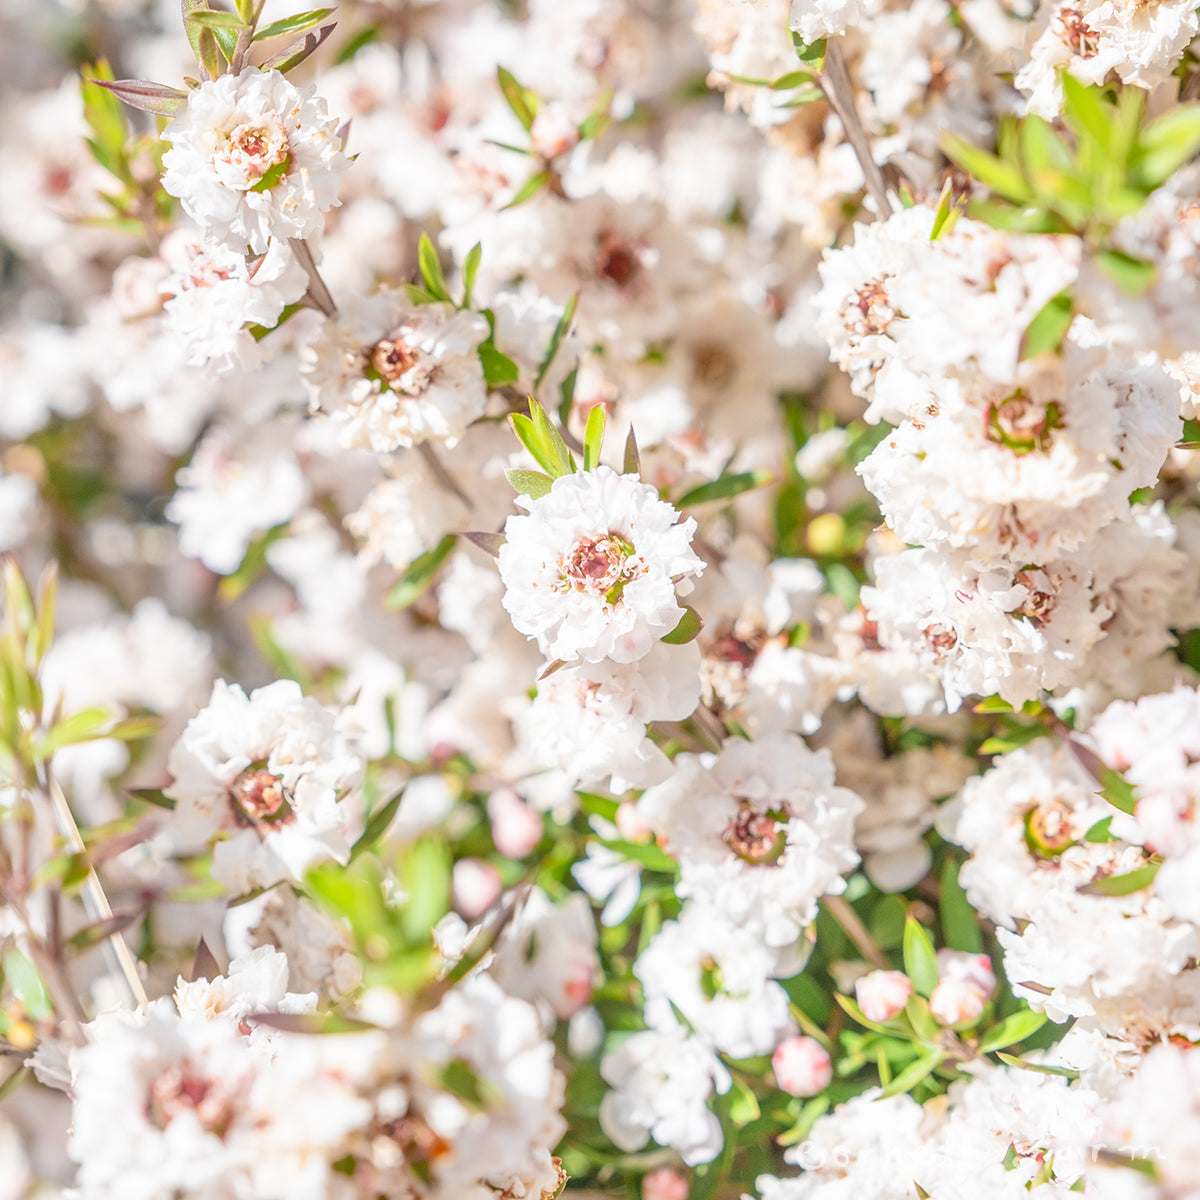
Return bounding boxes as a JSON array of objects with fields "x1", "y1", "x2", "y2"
[
  {"x1": 855, "y1": 970, "x2": 913, "y2": 1023},
  {"x1": 452, "y1": 857, "x2": 502, "y2": 918},
  {"x1": 936, "y1": 949, "x2": 996, "y2": 996},
  {"x1": 772, "y1": 1035, "x2": 832, "y2": 1097},
  {"x1": 530, "y1": 105, "x2": 580, "y2": 159},
  {"x1": 488, "y1": 789, "x2": 543, "y2": 859},
  {"x1": 929, "y1": 978, "x2": 987, "y2": 1027},
  {"x1": 643, "y1": 1167, "x2": 689, "y2": 1200}
]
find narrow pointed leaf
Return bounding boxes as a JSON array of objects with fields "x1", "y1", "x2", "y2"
[
  {"x1": 661, "y1": 606, "x2": 702, "y2": 645},
  {"x1": 253, "y1": 7, "x2": 333, "y2": 40},
  {"x1": 385, "y1": 534, "x2": 457, "y2": 609},
  {"x1": 260, "y1": 21, "x2": 336, "y2": 73},
  {"x1": 417, "y1": 233, "x2": 453, "y2": 303},
  {"x1": 903, "y1": 916, "x2": 940, "y2": 997},
  {"x1": 91, "y1": 78, "x2": 188, "y2": 117},
  {"x1": 677, "y1": 469, "x2": 772, "y2": 508},
  {"x1": 534, "y1": 292, "x2": 578, "y2": 392},
  {"x1": 1019, "y1": 289, "x2": 1073, "y2": 360},
  {"x1": 978, "y1": 1008, "x2": 1047, "y2": 1053},
  {"x1": 497, "y1": 65, "x2": 537, "y2": 130},
  {"x1": 623, "y1": 428, "x2": 641, "y2": 477},
  {"x1": 505, "y1": 469, "x2": 555, "y2": 499},
  {"x1": 582, "y1": 403, "x2": 606, "y2": 470},
  {"x1": 461, "y1": 242, "x2": 482, "y2": 308},
  {"x1": 1078, "y1": 861, "x2": 1160, "y2": 896}
]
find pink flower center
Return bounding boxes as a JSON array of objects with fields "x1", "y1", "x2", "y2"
[
  {"x1": 146, "y1": 1062, "x2": 239, "y2": 1136},
  {"x1": 229, "y1": 764, "x2": 293, "y2": 827},
  {"x1": 723, "y1": 803, "x2": 789, "y2": 866},
  {"x1": 219, "y1": 115, "x2": 290, "y2": 189},
  {"x1": 561, "y1": 533, "x2": 640, "y2": 601}
]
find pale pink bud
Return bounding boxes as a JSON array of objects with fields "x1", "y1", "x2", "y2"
[
  {"x1": 530, "y1": 105, "x2": 580, "y2": 159},
  {"x1": 643, "y1": 1167, "x2": 689, "y2": 1200},
  {"x1": 452, "y1": 858, "x2": 502, "y2": 918},
  {"x1": 772, "y1": 1036, "x2": 833, "y2": 1097},
  {"x1": 615, "y1": 800, "x2": 653, "y2": 842},
  {"x1": 929, "y1": 978, "x2": 987, "y2": 1027},
  {"x1": 488, "y1": 789, "x2": 543, "y2": 858},
  {"x1": 936, "y1": 949, "x2": 996, "y2": 997},
  {"x1": 855, "y1": 970, "x2": 913, "y2": 1023}
]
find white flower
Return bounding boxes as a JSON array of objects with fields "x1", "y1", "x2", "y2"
[
  {"x1": 638, "y1": 732, "x2": 863, "y2": 948},
  {"x1": 301, "y1": 290, "x2": 489, "y2": 451},
  {"x1": 164, "y1": 679, "x2": 364, "y2": 893},
  {"x1": 599, "y1": 1025, "x2": 730, "y2": 1166},
  {"x1": 789, "y1": 0, "x2": 883, "y2": 42},
  {"x1": 499, "y1": 466, "x2": 705, "y2": 665},
  {"x1": 161, "y1": 68, "x2": 350, "y2": 253},
  {"x1": 159, "y1": 229, "x2": 308, "y2": 373}
]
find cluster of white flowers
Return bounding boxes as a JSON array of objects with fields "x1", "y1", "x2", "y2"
[{"x1": 7, "y1": 0, "x2": 1200, "y2": 1195}]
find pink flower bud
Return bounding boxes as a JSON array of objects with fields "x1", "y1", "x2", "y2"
[
  {"x1": 488, "y1": 789, "x2": 543, "y2": 859},
  {"x1": 936, "y1": 949, "x2": 996, "y2": 996},
  {"x1": 855, "y1": 970, "x2": 914, "y2": 1023},
  {"x1": 452, "y1": 858, "x2": 502, "y2": 919},
  {"x1": 530, "y1": 105, "x2": 580, "y2": 159},
  {"x1": 616, "y1": 800, "x2": 653, "y2": 842},
  {"x1": 929, "y1": 978, "x2": 987, "y2": 1027},
  {"x1": 772, "y1": 1036, "x2": 833, "y2": 1097},
  {"x1": 643, "y1": 1167, "x2": 689, "y2": 1200}
]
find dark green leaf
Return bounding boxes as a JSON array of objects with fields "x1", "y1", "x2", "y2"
[
  {"x1": 661, "y1": 606, "x2": 702, "y2": 646},
  {"x1": 677, "y1": 469, "x2": 773, "y2": 508},
  {"x1": 881, "y1": 1046, "x2": 944, "y2": 1097},
  {"x1": 480, "y1": 344, "x2": 520, "y2": 388},
  {"x1": 534, "y1": 293, "x2": 578, "y2": 393},
  {"x1": 940, "y1": 858, "x2": 984, "y2": 953},
  {"x1": 385, "y1": 534, "x2": 457, "y2": 609},
  {"x1": 351, "y1": 791, "x2": 403, "y2": 860}
]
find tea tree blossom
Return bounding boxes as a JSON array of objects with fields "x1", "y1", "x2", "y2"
[
  {"x1": 499, "y1": 466, "x2": 705, "y2": 665},
  {"x1": 163, "y1": 679, "x2": 364, "y2": 893},
  {"x1": 301, "y1": 289, "x2": 490, "y2": 451},
  {"x1": 161, "y1": 68, "x2": 350, "y2": 254}
]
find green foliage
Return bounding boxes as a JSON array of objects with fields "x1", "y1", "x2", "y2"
[
  {"x1": 384, "y1": 534, "x2": 458, "y2": 609},
  {"x1": 509, "y1": 397, "x2": 576, "y2": 478}
]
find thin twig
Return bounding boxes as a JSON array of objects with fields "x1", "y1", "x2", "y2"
[
  {"x1": 288, "y1": 238, "x2": 337, "y2": 317},
  {"x1": 822, "y1": 893, "x2": 889, "y2": 970},
  {"x1": 40, "y1": 768, "x2": 149, "y2": 1009},
  {"x1": 818, "y1": 41, "x2": 892, "y2": 221},
  {"x1": 418, "y1": 442, "x2": 475, "y2": 512}
]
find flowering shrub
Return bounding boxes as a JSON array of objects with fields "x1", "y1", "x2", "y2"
[{"x1": 5, "y1": 0, "x2": 1200, "y2": 1196}]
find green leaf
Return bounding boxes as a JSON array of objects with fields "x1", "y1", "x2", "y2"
[
  {"x1": 33, "y1": 707, "x2": 114, "y2": 760},
  {"x1": 218, "y1": 520, "x2": 288, "y2": 600},
  {"x1": 0, "y1": 1067, "x2": 31, "y2": 1104},
  {"x1": 597, "y1": 839, "x2": 678, "y2": 874},
  {"x1": 385, "y1": 534, "x2": 457, "y2": 609},
  {"x1": 247, "y1": 155, "x2": 291, "y2": 192},
  {"x1": 790, "y1": 31, "x2": 826, "y2": 69},
  {"x1": 505, "y1": 468, "x2": 555, "y2": 499},
  {"x1": 502, "y1": 169, "x2": 551, "y2": 210},
  {"x1": 942, "y1": 134, "x2": 1031, "y2": 204},
  {"x1": 351, "y1": 791, "x2": 403, "y2": 860},
  {"x1": 253, "y1": 7, "x2": 333, "y2": 40},
  {"x1": 1083, "y1": 816, "x2": 1116, "y2": 843},
  {"x1": 509, "y1": 398, "x2": 575, "y2": 477},
  {"x1": 661, "y1": 606, "x2": 702, "y2": 646},
  {"x1": 186, "y1": 8, "x2": 247, "y2": 30},
  {"x1": 251, "y1": 1011, "x2": 378, "y2": 1035},
  {"x1": 1095, "y1": 249, "x2": 1157, "y2": 296},
  {"x1": 480, "y1": 344, "x2": 520, "y2": 388},
  {"x1": 973, "y1": 694, "x2": 1014, "y2": 713},
  {"x1": 260, "y1": 21, "x2": 336, "y2": 74},
  {"x1": 461, "y1": 242, "x2": 482, "y2": 309},
  {"x1": 66, "y1": 913, "x2": 139, "y2": 955},
  {"x1": 417, "y1": 232, "x2": 453, "y2": 303},
  {"x1": 905, "y1": 994, "x2": 940, "y2": 1043},
  {"x1": 248, "y1": 300, "x2": 304, "y2": 342},
  {"x1": 929, "y1": 177, "x2": 963, "y2": 241},
  {"x1": 1060, "y1": 74, "x2": 1112, "y2": 150},
  {"x1": 728, "y1": 1076, "x2": 760, "y2": 1127},
  {"x1": 396, "y1": 836, "x2": 451, "y2": 942},
  {"x1": 1098, "y1": 763, "x2": 1137, "y2": 814},
  {"x1": 578, "y1": 88, "x2": 613, "y2": 142},
  {"x1": 497, "y1": 65, "x2": 538, "y2": 131},
  {"x1": 771, "y1": 69, "x2": 815, "y2": 90},
  {"x1": 903, "y1": 916, "x2": 939, "y2": 997},
  {"x1": 978, "y1": 1008, "x2": 1047, "y2": 1053},
  {"x1": 582, "y1": 404, "x2": 606, "y2": 471},
  {"x1": 881, "y1": 1046, "x2": 945, "y2": 1098},
  {"x1": 940, "y1": 859, "x2": 984, "y2": 953},
  {"x1": 677, "y1": 469, "x2": 773, "y2": 508},
  {"x1": 1078, "y1": 861, "x2": 1160, "y2": 896},
  {"x1": 534, "y1": 293, "x2": 578, "y2": 393},
  {"x1": 1133, "y1": 103, "x2": 1200, "y2": 189},
  {"x1": 1019, "y1": 289, "x2": 1073, "y2": 360},
  {"x1": 3, "y1": 950, "x2": 51, "y2": 1020},
  {"x1": 129, "y1": 787, "x2": 175, "y2": 810},
  {"x1": 106, "y1": 715, "x2": 161, "y2": 742},
  {"x1": 995, "y1": 1051, "x2": 1079, "y2": 1079},
  {"x1": 834, "y1": 992, "x2": 901, "y2": 1036}
]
